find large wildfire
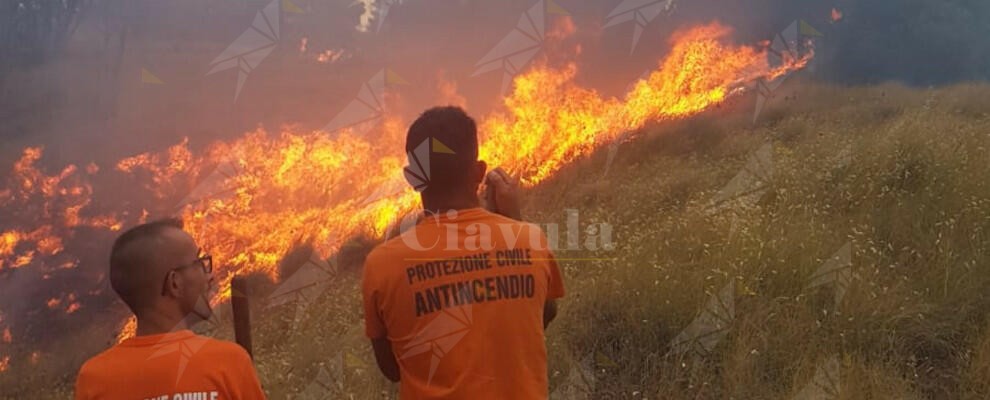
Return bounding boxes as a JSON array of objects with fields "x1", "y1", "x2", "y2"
[{"x1": 0, "y1": 23, "x2": 809, "y2": 363}]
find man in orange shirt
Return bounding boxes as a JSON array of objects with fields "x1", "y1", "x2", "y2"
[
  {"x1": 362, "y1": 106, "x2": 566, "y2": 399},
  {"x1": 75, "y1": 218, "x2": 266, "y2": 400}
]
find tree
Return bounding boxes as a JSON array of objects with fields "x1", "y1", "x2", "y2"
[{"x1": 0, "y1": 0, "x2": 89, "y2": 76}]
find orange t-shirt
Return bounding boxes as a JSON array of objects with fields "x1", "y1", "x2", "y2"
[
  {"x1": 362, "y1": 207, "x2": 566, "y2": 400},
  {"x1": 75, "y1": 330, "x2": 266, "y2": 400}
]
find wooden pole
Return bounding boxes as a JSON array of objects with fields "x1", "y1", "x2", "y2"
[{"x1": 231, "y1": 275, "x2": 253, "y2": 358}]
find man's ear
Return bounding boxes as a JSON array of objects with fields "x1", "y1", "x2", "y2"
[{"x1": 164, "y1": 271, "x2": 182, "y2": 298}]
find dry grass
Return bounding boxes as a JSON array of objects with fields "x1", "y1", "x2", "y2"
[
  {"x1": 6, "y1": 82, "x2": 990, "y2": 399},
  {"x1": 250, "y1": 81, "x2": 990, "y2": 399},
  {"x1": 526, "y1": 81, "x2": 990, "y2": 399}
]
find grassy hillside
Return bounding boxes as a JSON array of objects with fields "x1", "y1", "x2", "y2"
[
  {"x1": 525, "y1": 82, "x2": 990, "y2": 399},
  {"x1": 249, "y1": 82, "x2": 990, "y2": 399},
  {"x1": 18, "y1": 82, "x2": 990, "y2": 399}
]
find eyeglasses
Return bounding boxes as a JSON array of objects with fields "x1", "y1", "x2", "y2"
[
  {"x1": 161, "y1": 250, "x2": 213, "y2": 295},
  {"x1": 176, "y1": 253, "x2": 213, "y2": 274}
]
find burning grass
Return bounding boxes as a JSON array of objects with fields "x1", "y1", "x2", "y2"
[
  {"x1": 243, "y1": 81, "x2": 990, "y2": 399},
  {"x1": 81, "y1": 22, "x2": 810, "y2": 343},
  {"x1": 4, "y1": 82, "x2": 990, "y2": 398}
]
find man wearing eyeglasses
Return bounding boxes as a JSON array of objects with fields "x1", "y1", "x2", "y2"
[{"x1": 75, "y1": 218, "x2": 266, "y2": 400}]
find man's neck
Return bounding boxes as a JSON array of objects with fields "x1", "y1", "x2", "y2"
[
  {"x1": 421, "y1": 193, "x2": 480, "y2": 215},
  {"x1": 135, "y1": 308, "x2": 189, "y2": 336}
]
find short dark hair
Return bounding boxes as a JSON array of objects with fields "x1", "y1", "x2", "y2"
[
  {"x1": 405, "y1": 106, "x2": 479, "y2": 193},
  {"x1": 109, "y1": 218, "x2": 184, "y2": 314}
]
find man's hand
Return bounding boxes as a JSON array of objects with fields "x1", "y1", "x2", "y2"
[
  {"x1": 483, "y1": 167, "x2": 522, "y2": 220},
  {"x1": 543, "y1": 300, "x2": 558, "y2": 329},
  {"x1": 371, "y1": 337, "x2": 400, "y2": 382}
]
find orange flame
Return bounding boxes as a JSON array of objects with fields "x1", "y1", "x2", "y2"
[
  {"x1": 46, "y1": 298, "x2": 61, "y2": 309},
  {"x1": 1, "y1": 146, "x2": 122, "y2": 272},
  {"x1": 480, "y1": 23, "x2": 808, "y2": 184},
  {"x1": 315, "y1": 49, "x2": 349, "y2": 64},
  {"x1": 43, "y1": 293, "x2": 81, "y2": 315},
  {"x1": 71, "y1": 23, "x2": 810, "y2": 342}
]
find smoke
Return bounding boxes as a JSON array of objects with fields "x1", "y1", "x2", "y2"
[
  {"x1": 355, "y1": 0, "x2": 407, "y2": 32},
  {"x1": 355, "y1": 0, "x2": 376, "y2": 32},
  {"x1": 589, "y1": 0, "x2": 990, "y2": 86},
  {"x1": 690, "y1": 0, "x2": 990, "y2": 85},
  {"x1": 819, "y1": 0, "x2": 990, "y2": 85}
]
